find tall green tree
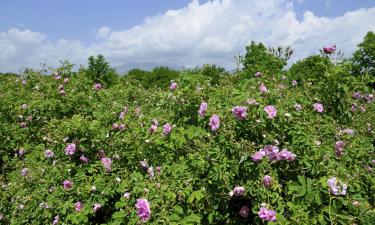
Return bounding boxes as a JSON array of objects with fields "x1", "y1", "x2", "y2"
[
  {"x1": 241, "y1": 41, "x2": 292, "y2": 77},
  {"x1": 86, "y1": 55, "x2": 118, "y2": 86},
  {"x1": 352, "y1": 31, "x2": 375, "y2": 76}
]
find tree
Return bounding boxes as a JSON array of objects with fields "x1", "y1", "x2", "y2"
[
  {"x1": 352, "y1": 31, "x2": 375, "y2": 76},
  {"x1": 86, "y1": 55, "x2": 118, "y2": 86},
  {"x1": 288, "y1": 55, "x2": 333, "y2": 82},
  {"x1": 241, "y1": 41, "x2": 291, "y2": 77}
]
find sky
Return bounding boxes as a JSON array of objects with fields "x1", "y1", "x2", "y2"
[{"x1": 0, "y1": 0, "x2": 374, "y2": 72}]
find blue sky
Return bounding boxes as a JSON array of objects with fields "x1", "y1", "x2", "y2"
[{"x1": 0, "y1": 0, "x2": 374, "y2": 72}]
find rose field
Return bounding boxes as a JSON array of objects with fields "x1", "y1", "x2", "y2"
[{"x1": 0, "y1": 32, "x2": 374, "y2": 224}]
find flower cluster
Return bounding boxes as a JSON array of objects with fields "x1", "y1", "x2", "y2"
[
  {"x1": 252, "y1": 145, "x2": 296, "y2": 162},
  {"x1": 258, "y1": 206, "x2": 277, "y2": 222},
  {"x1": 327, "y1": 177, "x2": 347, "y2": 195}
]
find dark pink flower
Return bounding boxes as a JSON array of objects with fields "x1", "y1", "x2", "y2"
[
  {"x1": 198, "y1": 102, "x2": 208, "y2": 117},
  {"x1": 135, "y1": 198, "x2": 151, "y2": 221},
  {"x1": 239, "y1": 206, "x2": 250, "y2": 218},
  {"x1": 323, "y1": 45, "x2": 336, "y2": 54},
  {"x1": 65, "y1": 143, "x2": 76, "y2": 156},
  {"x1": 231, "y1": 106, "x2": 247, "y2": 120},
  {"x1": 255, "y1": 71, "x2": 262, "y2": 77},
  {"x1": 94, "y1": 83, "x2": 102, "y2": 90},
  {"x1": 63, "y1": 180, "x2": 73, "y2": 189},
  {"x1": 335, "y1": 141, "x2": 345, "y2": 157},
  {"x1": 101, "y1": 157, "x2": 112, "y2": 172},
  {"x1": 209, "y1": 115, "x2": 220, "y2": 131},
  {"x1": 80, "y1": 155, "x2": 89, "y2": 164},
  {"x1": 149, "y1": 125, "x2": 157, "y2": 133},
  {"x1": 163, "y1": 123, "x2": 172, "y2": 136},
  {"x1": 75, "y1": 202, "x2": 83, "y2": 212},
  {"x1": 93, "y1": 203, "x2": 101, "y2": 213},
  {"x1": 258, "y1": 206, "x2": 276, "y2": 222},
  {"x1": 251, "y1": 150, "x2": 266, "y2": 162},
  {"x1": 262, "y1": 175, "x2": 273, "y2": 188}
]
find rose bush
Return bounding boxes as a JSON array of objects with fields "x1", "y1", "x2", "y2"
[{"x1": 0, "y1": 40, "x2": 374, "y2": 225}]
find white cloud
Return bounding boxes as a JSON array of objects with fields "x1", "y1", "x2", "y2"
[{"x1": 0, "y1": 0, "x2": 375, "y2": 72}]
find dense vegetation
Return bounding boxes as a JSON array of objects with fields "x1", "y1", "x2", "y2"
[{"x1": 0, "y1": 32, "x2": 374, "y2": 225}]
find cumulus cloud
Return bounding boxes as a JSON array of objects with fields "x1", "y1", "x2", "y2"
[{"x1": 0, "y1": 0, "x2": 374, "y2": 72}]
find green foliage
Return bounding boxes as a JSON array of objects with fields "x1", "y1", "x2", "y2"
[
  {"x1": 352, "y1": 31, "x2": 375, "y2": 76},
  {"x1": 288, "y1": 55, "x2": 333, "y2": 82},
  {"x1": 86, "y1": 55, "x2": 118, "y2": 86},
  {"x1": 126, "y1": 66, "x2": 179, "y2": 89},
  {"x1": 241, "y1": 41, "x2": 289, "y2": 77}
]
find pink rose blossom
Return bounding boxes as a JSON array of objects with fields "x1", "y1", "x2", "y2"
[
  {"x1": 94, "y1": 83, "x2": 102, "y2": 90},
  {"x1": 135, "y1": 198, "x2": 151, "y2": 221},
  {"x1": 21, "y1": 168, "x2": 28, "y2": 177},
  {"x1": 44, "y1": 149, "x2": 54, "y2": 158},
  {"x1": 101, "y1": 158, "x2": 112, "y2": 172},
  {"x1": 264, "y1": 105, "x2": 277, "y2": 119},
  {"x1": 255, "y1": 71, "x2": 262, "y2": 77},
  {"x1": 163, "y1": 123, "x2": 172, "y2": 136},
  {"x1": 93, "y1": 203, "x2": 102, "y2": 213},
  {"x1": 334, "y1": 141, "x2": 345, "y2": 157},
  {"x1": 75, "y1": 202, "x2": 83, "y2": 212},
  {"x1": 313, "y1": 103, "x2": 324, "y2": 113},
  {"x1": 65, "y1": 143, "x2": 76, "y2": 156},
  {"x1": 258, "y1": 206, "x2": 277, "y2": 222},
  {"x1": 323, "y1": 45, "x2": 336, "y2": 54},
  {"x1": 262, "y1": 175, "x2": 273, "y2": 188},
  {"x1": 239, "y1": 206, "x2": 250, "y2": 218},
  {"x1": 169, "y1": 82, "x2": 177, "y2": 91},
  {"x1": 231, "y1": 106, "x2": 247, "y2": 120},
  {"x1": 198, "y1": 102, "x2": 208, "y2": 117},
  {"x1": 209, "y1": 115, "x2": 220, "y2": 131},
  {"x1": 63, "y1": 180, "x2": 73, "y2": 189},
  {"x1": 80, "y1": 155, "x2": 89, "y2": 164},
  {"x1": 63, "y1": 77, "x2": 69, "y2": 84},
  {"x1": 259, "y1": 83, "x2": 268, "y2": 93}
]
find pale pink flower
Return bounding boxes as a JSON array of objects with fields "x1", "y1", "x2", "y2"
[
  {"x1": 264, "y1": 105, "x2": 277, "y2": 119},
  {"x1": 75, "y1": 202, "x2": 83, "y2": 212},
  {"x1": 313, "y1": 103, "x2": 324, "y2": 113}
]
